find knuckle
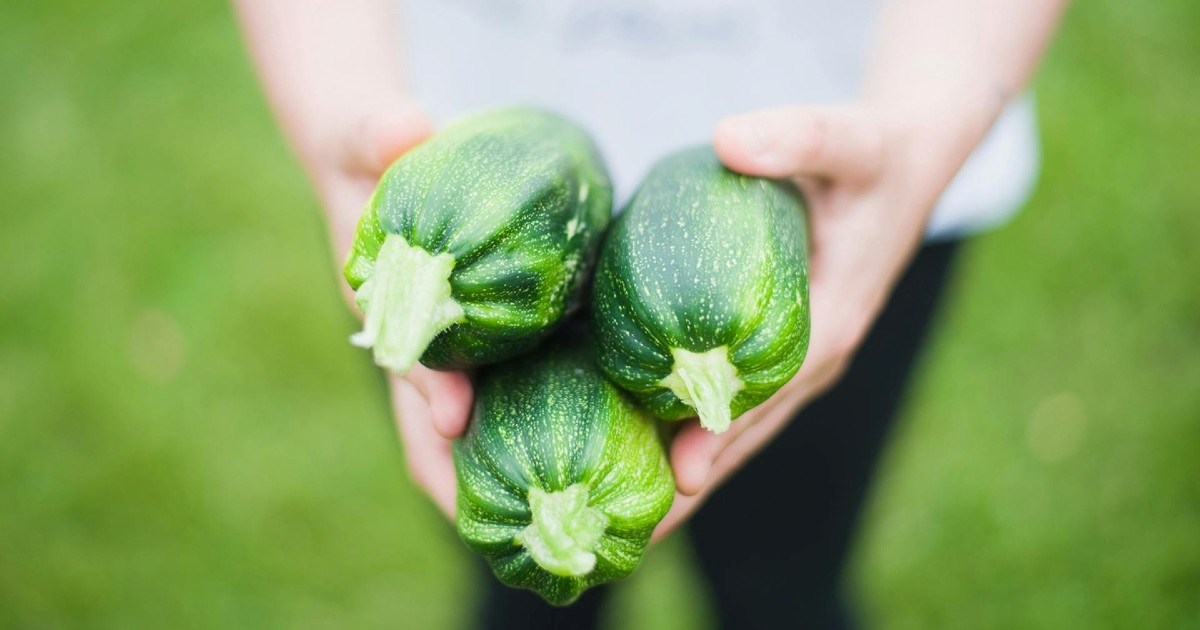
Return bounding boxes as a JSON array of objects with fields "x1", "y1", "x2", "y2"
[
  {"x1": 833, "y1": 317, "x2": 870, "y2": 359},
  {"x1": 825, "y1": 357, "x2": 852, "y2": 385},
  {"x1": 859, "y1": 124, "x2": 886, "y2": 174},
  {"x1": 847, "y1": 105, "x2": 887, "y2": 170},
  {"x1": 812, "y1": 364, "x2": 848, "y2": 398},
  {"x1": 795, "y1": 111, "x2": 829, "y2": 164}
]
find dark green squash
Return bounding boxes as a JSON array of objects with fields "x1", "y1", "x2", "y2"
[
  {"x1": 344, "y1": 107, "x2": 612, "y2": 373},
  {"x1": 591, "y1": 146, "x2": 810, "y2": 434},
  {"x1": 454, "y1": 334, "x2": 675, "y2": 606}
]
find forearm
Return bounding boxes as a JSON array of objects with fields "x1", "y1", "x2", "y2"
[
  {"x1": 232, "y1": 0, "x2": 410, "y2": 170},
  {"x1": 864, "y1": 0, "x2": 1069, "y2": 197}
]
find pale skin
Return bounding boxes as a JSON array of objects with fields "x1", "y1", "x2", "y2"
[{"x1": 235, "y1": 0, "x2": 1068, "y2": 536}]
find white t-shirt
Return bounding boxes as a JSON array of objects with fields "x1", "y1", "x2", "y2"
[{"x1": 401, "y1": 0, "x2": 1040, "y2": 240}]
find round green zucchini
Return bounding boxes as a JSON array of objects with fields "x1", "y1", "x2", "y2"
[
  {"x1": 454, "y1": 334, "x2": 675, "y2": 606},
  {"x1": 344, "y1": 107, "x2": 613, "y2": 373},
  {"x1": 591, "y1": 146, "x2": 810, "y2": 434}
]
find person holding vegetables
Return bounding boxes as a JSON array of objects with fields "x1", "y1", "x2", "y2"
[{"x1": 235, "y1": 0, "x2": 1068, "y2": 626}]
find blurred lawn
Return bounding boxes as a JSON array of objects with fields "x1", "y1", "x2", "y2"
[{"x1": 1, "y1": 0, "x2": 1197, "y2": 628}]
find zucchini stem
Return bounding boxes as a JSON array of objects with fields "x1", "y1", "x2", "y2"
[
  {"x1": 516, "y1": 484, "x2": 608, "y2": 577},
  {"x1": 350, "y1": 234, "x2": 464, "y2": 374},
  {"x1": 660, "y1": 346, "x2": 744, "y2": 434}
]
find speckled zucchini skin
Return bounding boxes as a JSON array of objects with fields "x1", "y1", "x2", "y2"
[
  {"x1": 592, "y1": 146, "x2": 810, "y2": 423},
  {"x1": 453, "y1": 334, "x2": 675, "y2": 606},
  {"x1": 344, "y1": 107, "x2": 613, "y2": 369}
]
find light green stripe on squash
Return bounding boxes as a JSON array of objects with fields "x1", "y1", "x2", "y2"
[
  {"x1": 592, "y1": 146, "x2": 811, "y2": 432},
  {"x1": 454, "y1": 332, "x2": 675, "y2": 606},
  {"x1": 344, "y1": 107, "x2": 613, "y2": 373}
]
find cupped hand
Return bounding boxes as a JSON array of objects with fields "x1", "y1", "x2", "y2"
[
  {"x1": 653, "y1": 104, "x2": 946, "y2": 540},
  {"x1": 310, "y1": 101, "x2": 471, "y2": 519}
]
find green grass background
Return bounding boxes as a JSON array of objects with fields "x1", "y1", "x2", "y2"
[{"x1": 1, "y1": 1, "x2": 1197, "y2": 627}]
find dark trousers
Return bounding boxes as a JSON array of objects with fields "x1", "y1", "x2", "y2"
[{"x1": 478, "y1": 240, "x2": 962, "y2": 629}]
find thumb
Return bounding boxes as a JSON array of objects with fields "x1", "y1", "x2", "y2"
[
  {"x1": 713, "y1": 105, "x2": 882, "y2": 183},
  {"x1": 405, "y1": 366, "x2": 474, "y2": 440},
  {"x1": 670, "y1": 420, "x2": 726, "y2": 496},
  {"x1": 341, "y1": 103, "x2": 434, "y2": 175}
]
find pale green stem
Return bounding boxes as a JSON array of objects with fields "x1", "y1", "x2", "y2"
[
  {"x1": 660, "y1": 346, "x2": 744, "y2": 434},
  {"x1": 350, "y1": 234, "x2": 464, "y2": 374},
  {"x1": 515, "y1": 484, "x2": 609, "y2": 577}
]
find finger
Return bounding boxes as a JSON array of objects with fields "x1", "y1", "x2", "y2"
[
  {"x1": 654, "y1": 417, "x2": 768, "y2": 540},
  {"x1": 668, "y1": 393, "x2": 774, "y2": 496},
  {"x1": 652, "y1": 490, "x2": 703, "y2": 543},
  {"x1": 669, "y1": 421, "x2": 727, "y2": 496},
  {"x1": 406, "y1": 365, "x2": 474, "y2": 439},
  {"x1": 324, "y1": 177, "x2": 381, "y2": 272},
  {"x1": 713, "y1": 106, "x2": 883, "y2": 183},
  {"x1": 391, "y1": 378, "x2": 457, "y2": 519},
  {"x1": 341, "y1": 104, "x2": 434, "y2": 175},
  {"x1": 710, "y1": 402, "x2": 795, "y2": 476},
  {"x1": 655, "y1": 391, "x2": 809, "y2": 541}
]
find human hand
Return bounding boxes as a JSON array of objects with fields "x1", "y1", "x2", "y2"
[
  {"x1": 304, "y1": 101, "x2": 433, "y2": 269},
  {"x1": 653, "y1": 104, "x2": 955, "y2": 540},
  {"x1": 308, "y1": 101, "x2": 471, "y2": 519}
]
